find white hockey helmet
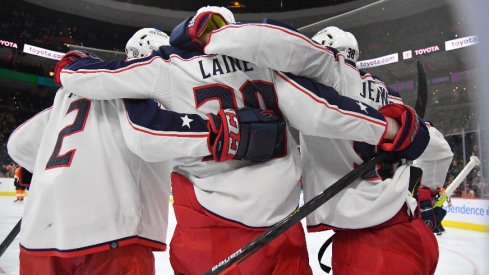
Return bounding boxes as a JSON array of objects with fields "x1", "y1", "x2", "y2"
[
  {"x1": 196, "y1": 5, "x2": 236, "y2": 24},
  {"x1": 125, "y1": 28, "x2": 170, "y2": 59},
  {"x1": 312, "y1": 26, "x2": 359, "y2": 62}
]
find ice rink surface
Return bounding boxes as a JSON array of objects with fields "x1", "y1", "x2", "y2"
[{"x1": 0, "y1": 196, "x2": 488, "y2": 275}]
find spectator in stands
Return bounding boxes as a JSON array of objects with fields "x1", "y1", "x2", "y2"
[
  {"x1": 471, "y1": 143, "x2": 480, "y2": 157},
  {"x1": 3, "y1": 164, "x2": 15, "y2": 178},
  {"x1": 460, "y1": 182, "x2": 475, "y2": 198},
  {"x1": 480, "y1": 179, "x2": 489, "y2": 198},
  {"x1": 448, "y1": 158, "x2": 462, "y2": 178},
  {"x1": 472, "y1": 175, "x2": 485, "y2": 198}
]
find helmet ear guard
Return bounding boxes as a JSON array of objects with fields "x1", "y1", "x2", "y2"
[
  {"x1": 125, "y1": 28, "x2": 170, "y2": 59},
  {"x1": 312, "y1": 26, "x2": 359, "y2": 62}
]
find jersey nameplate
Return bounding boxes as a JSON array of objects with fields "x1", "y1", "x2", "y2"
[
  {"x1": 199, "y1": 56, "x2": 254, "y2": 79},
  {"x1": 360, "y1": 80, "x2": 388, "y2": 105}
]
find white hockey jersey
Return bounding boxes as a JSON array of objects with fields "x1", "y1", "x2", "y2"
[
  {"x1": 7, "y1": 89, "x2": 211, "y2": 256},
  {"x1": 59, "y1": 43, "x2": 390, "y2": 229},
  {"x1": 413, "y1": 124, "x2": 454, "y2": 189},
  {"x1": 200, "y1": 22, "x2": 452, "y2": 229}
]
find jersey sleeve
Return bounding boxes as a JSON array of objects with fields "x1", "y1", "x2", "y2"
[
  {"x1": 274, "y1": 72, "x2": 388, "y2": 145},
  {"x1": 116, "y1": 98, "x2": 211, "y2": 162},
  {"x1": 387, "y1": 87, "x2": 404, "y2": 104},
  {"x1": 60, "y1": 52, "x2": 170, "y2": 101},
  {"x1": 7, "y1": 108, "x2": 52, "y2": 172},
  {"x1": 203, "y1": 23, "x2": 360, "y2": 93},
  {"x1": 413, "y1": 125, "x2": 454, "y2": 189}
]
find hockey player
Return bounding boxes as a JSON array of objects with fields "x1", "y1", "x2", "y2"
[
  {"x1": 413, "y1": 122, "x2": 454, "y2": 235},
  {"x1": 184, "y1": 18, "x2": 444, "y2": 274},
  {"x1": 13, "y1": 165, "x2": 26, "y2": 203},
  {"x1": 56, "y1": 12, "x2": 429, "y2": 274},
  {"x1": 125, "y1": 27, "x2": 170, "y2": 59},
  {"x1": 56, "y1": 13, "x2": 427, "y2": 274},
  {"x1": 7, "y1": 28, "x2": 283, "y2": 275}
]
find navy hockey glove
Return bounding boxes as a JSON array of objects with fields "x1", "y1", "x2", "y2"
[
  {"x1": 378, "y1": 103, "x2": 430, "y2": 160},
  {"x1": 418, "y1": 187, "x2": 437, "y2": 231},
  {"x1": 207, "y1": 107, "x2": 286, "y2": 162},
  {"x1": 353, "y1": 142, "x2": 401, "y2": 180},
  {"x1": 170, "y1": 11, "x2": 228, "y2": 51},
  {"x1": 54, "y1": 50, "x2": 99, "y2": 86}
]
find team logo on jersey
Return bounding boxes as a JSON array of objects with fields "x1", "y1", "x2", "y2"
[
  {"x1": 357, "y1": 101, "x2": 369, "y2": 113},
  {"x1": 225, "y1": 110, "x2": 240, "y2": 156},
  {"x1": 423, "y1": 219, "x2": 434, "y2": 229},
  {"x1": 181, "y1": 115, "x2": 193, "y2": 129}
]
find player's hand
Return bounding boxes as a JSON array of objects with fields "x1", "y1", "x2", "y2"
[
  {"x1": 54, "y1": 50, "x2": 98, "y2": 86},
  {"x1": 378, "y1": 103, "x2": 429, "y2": 160},
  {"x1": 170, "y1": 11, "x2": 228, "y2": 51},
  {"x1": 353, "y1": 142, "x2": 401, "y2": 180},
  {"x1": 207, "y1": 107, "x2": 286, "y2": 162},
  {"x1": 418, "y1": 187, "x2": 437, "y2": 231}
]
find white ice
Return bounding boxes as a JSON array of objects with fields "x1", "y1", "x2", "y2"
[{"x1": 0, "y1": 196, "x2": 488, "y2": 274}]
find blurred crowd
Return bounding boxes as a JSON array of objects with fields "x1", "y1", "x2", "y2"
[
  {"x1": 0, "y1": 89, "x2": 55, "y2": 177},
  {"x1": 0, "y1": 1, "x2": 137, "y2": 52},
  {"x1": 444, "y1": 132, "x2": 489, "y2": 199},
  {"x1": 0, "y1": 0, "x2": 136, "y2": 77}
]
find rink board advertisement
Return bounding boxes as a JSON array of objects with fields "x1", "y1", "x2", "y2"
[{"x1": 443, "y1": 198, "x2": 489, "y2": 232}]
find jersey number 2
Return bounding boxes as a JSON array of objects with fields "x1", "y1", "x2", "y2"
[{"x1": 46, "y1": 99, "x2": 91, "y2": 170}]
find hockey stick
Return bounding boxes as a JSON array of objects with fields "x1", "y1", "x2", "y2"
[
  {"x1": 415, "y1": 60, "x2": 427, "y2": 118},
  {"x1": 296, "y1": 0, "x2": 387, "y2": 32},
  {"x1": 64, "y1": 43, "x2": 124, "y2": 56},
  {"x1": 433, "y1": 156, "x2": 480, "y2": 208},
  {"x1": 0, "y1": 218, "x2": 21, "y2": 258},
  {"x1": 204, "y1": 152, "x2": 390, "y2": 274},
  {"x1": 206, "y1": 61, "x2": 430, "y2": 274}
]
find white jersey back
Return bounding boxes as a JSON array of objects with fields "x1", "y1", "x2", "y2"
[
  {"x1": 7, "y1": 89, "x2": 208, "y2": 255},
  {"x1": 301, "y1": 74, "x2": 411, "y2": 229},
  {"x1": 142, "y1": 51, "x2": 304, "y2": 227},
  {"x1": 197, "y1": 22, "x2": 452, "y2": 229},
  {"x1": 61, "y1": 44, "x2": 389, "y2": 228}
]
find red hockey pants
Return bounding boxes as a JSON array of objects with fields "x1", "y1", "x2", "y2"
[{"x1": 169, "y1": 172, "x2": 313, "y2": 275}]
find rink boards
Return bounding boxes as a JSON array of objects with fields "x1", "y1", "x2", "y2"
[
  {"x1": 443, "y1": 198, "x2": 489, "y2": 232},
  {"x1": 1, "y1": 177, "x2": 488, "y2": 232}
]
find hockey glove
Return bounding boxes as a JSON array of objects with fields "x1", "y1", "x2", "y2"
[
  {"x1": 378, "y1": 103, "x2": 430, "y2": 160},
  {"x1": 353, "y1": 142, "x2": 401, "y2": 180},
  {"x1": 418, "y1": 187, "x2": 437, "y2": 231},
  {"x1": 207, "y1": 107, "x2": 286, "y2": 162},
  {"x1": 54, "y1": 50, "x2": 98, "y2": 86},
  {"x1": 170, "y1": 11, "x2": 228, "y2": 51}
]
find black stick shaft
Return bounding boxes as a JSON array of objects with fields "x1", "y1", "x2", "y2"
[
  {"x1": 205, "y1": 152, "x2": 389, "y2": 274},
  {"x1": 415, "y1": 60, "x2": 427, "y2": 118},
  {"x1": 0, "y1": 218, "x2": 21, "y2": 258}
]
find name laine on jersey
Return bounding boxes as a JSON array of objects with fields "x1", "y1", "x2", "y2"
[
  {"x1": 199, "y1": 55, "x2": 254, "y2": 79},
  {"x1": 361, "y1": 80, "x2": 389, "y2": 105}
]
